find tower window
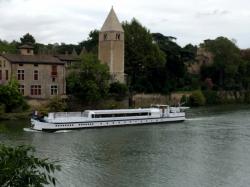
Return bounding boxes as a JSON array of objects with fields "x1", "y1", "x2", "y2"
[
  {"x1": 104, "y1": 33, "x2": 108, "y2": 40},
  {"x1": 116, "y1": 33, "x2": 120, "y2": 40}
]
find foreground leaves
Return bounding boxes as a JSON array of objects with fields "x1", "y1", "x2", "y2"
[{"x1": 0, "y1": 144, "x2": 61, "y2": 187}]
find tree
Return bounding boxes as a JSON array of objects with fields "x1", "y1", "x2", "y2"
[
  {"x1": 109, "y1": 82, "x2": 128, "y2": 100},
  {"x1": 0, "y1": 40, "x2": 18, "y2": 54},
  {"x1": 67, "y1": 53, "x2": 110, "y2": 103},
  {"x1": 152, "y1": 33, "x2": 193, "y2": 92},
  {"x1": 200, "y1": 37, "x2": 242, "y2": 90},
  {"x1": 0, "y1": 144, "x2": 61, "y2": 187},
  {"x1": 0, "y1": 79, "x2": 28, "y2": 112},
  {"x1": 123, "y1": 19, "x2": 165, "y2": 93},
  {"x1": 20, "y1": 33, "x2": 36, "y2": 45},
  {"x1": 79, "y1": 30, "x2": 99, "y2": 54}
]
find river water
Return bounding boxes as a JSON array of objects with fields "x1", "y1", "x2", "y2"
[{"x1": 1, "y1": 105, "x2": 250, "y2": 187}]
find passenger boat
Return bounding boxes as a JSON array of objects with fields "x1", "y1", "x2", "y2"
[{"x1": 30, "y1": 105, "x2": 189, "y2": 132}]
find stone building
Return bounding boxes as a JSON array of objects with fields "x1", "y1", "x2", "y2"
[
  {"x1": 0, "y1": 45, "x2": 66, "y2": 99},
  {"x1": 98, "y1": 7, "x2": 125, "y2": 83},
  {"x1": 187, "y1": 48, "x2": 214, "y2": 74}
]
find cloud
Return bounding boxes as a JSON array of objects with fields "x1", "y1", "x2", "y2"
[
  {"x1": 0, "y1": 0, "x2": 249, "y2": 48},
  {"x1": 196, "y1": 9, "x2": 230, "y2": 18}
]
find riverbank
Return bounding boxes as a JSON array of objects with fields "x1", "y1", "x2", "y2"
[{"x1": 0, "y1": 112, "x2": 30, "y2": 121}]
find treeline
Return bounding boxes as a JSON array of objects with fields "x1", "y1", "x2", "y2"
[{"x1": 1, "y1": 18, "x2": 250, "y2": 102}]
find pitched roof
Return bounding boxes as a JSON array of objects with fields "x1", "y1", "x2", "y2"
[
  {"x1": 54, "y1": 54, "x2": 80, "y2": 62},
  {"x1": 19, "y1": 44, "x2": 34, "y2": 49},
  {"x1": 101, "y1": 7, "x2": 124, "y2": 32},
  {"x1": 2, "y1": 54, "x2": 64, "y2": 64}
]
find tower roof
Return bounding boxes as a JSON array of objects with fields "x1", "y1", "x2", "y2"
[{"x1": 101, "y1": 7, "x2": 124, "y2": 32}]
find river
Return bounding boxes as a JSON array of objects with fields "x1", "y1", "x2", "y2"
[{"x1": 1, "y1": 105, "x2": 250, "y2": 187}]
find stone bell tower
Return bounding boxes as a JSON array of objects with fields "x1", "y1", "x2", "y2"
[{"x1": 98, "y1": 7, "x2": 125, "y2": 83}]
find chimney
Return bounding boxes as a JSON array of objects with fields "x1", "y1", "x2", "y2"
[{"x1": 19, "y1": 44, "x2": 34, "y2": 55}]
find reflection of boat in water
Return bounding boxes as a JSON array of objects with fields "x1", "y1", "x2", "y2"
[{"x1": 31, "y1": 105, "x2": 189, "y2": 132}]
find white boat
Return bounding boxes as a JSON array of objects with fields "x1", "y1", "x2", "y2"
[{"x1": 30, "y1": 105, "x2": 188, "y2": 132}]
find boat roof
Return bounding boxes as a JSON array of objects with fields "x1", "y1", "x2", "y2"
[{"x1": 86, "y1": 108, "x2": 156, "y2": 114}]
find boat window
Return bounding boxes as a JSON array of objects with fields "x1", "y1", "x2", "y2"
[{"x1": 91, "y1": 112, "x2": 151, "y2": 118}]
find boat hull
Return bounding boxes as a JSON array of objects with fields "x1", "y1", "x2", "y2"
[{"x1": 31, "y1": 116, "x2": 186, "y2": 132}]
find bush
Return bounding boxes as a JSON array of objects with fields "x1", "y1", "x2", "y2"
[
  {"x1": 203, "y1": 90, "x2": 220, "y2": 105},
  {"x1": 47, "y1": 97, "x2": 67, "y2": 112},
  {"x1": 109, "y1": 82, "x2": 128, "y2": 100},
  {"x1": 0, "y1": 104, "x2": 5, "y2": 115},
  {"x1": 244, "y1": 91, "x2": 250, "y2": 104},
  {"x1": 0, "y1": 79, "x2": 28, "y2": 112},
  {"x1": 180, "y1": 95, "x2": 189, "y2": 105},
  {"x1": 189, "y1": 90, "x2": 206, "y2": 106},
  {"x1": 0, "y1": 144, "x2": 60, "y2": 186}
]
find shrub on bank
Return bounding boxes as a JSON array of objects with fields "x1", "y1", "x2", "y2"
[
  {"x1": 109, "y1": 82, "x2": 128, "y2": 100},
  {"x1": 203, "y1": 90, "x2": 220, "y2": 105},
  {"x1": 0, "y1": 104, "x2": 5, "y2": 115},
  {"x1": 244, "y1": 91, "x2": 250, "y2": 104},
  {"x1": 0, "y1": 79, "x2": 28, "y2": 113},
  {"x1": 47, "y1": 97, "x2": 68, "y2": 112},
  {"x1": 189, "y1": 90, "x2": 206, "y2": 106}
]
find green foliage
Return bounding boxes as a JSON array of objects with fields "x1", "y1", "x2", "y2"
[
  {"x1": 20, "y1": 33, "x2": 36, "y2": 45},
  {"x1": 180, "y1": 95, "x2": 189, "y2": 105},
  {"x1": 47, "y1": 97, "x2": 67, "y2": 112},
  {"x1": 79, "y1": 30, "x2": 99, "y2": 54},
  {"x1": 152, "y1": 33, "x2": 195, "y2": 93},
  {"x1": 0, "y1": 104, "x2": 5, "y2": 115},
  {"x1": 244, "y1": 91, "x2": 250, "y2": 104},
  {"x1": 67, "y1": 53, "x2": 110, "y2": 103},
  {"x1": 0, "y1": 79, "x2": 28, "y2": 112},
  {"x1": 109, "y1": 82, "x2": 128, "y2": 100},
  {"x1": 203, "y1": 90, "x2": 220, "y2": 105},
  {"x1": 0, "y1": 144, "x2": 61, "y2": 187},
  {"x1": 123, "y1": 19, "x2": 165, "y2": 93},
  {"x1": 0, "y1": 40, "x2": 18, "y2": 54},
  {"x1": 200, "y1": 37, "x2": 242, "y2": 90},
  {"x1": 189, "y1": 90, "x2": 206, "y2": 106}
]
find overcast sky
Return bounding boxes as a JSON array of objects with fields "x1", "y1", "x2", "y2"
[{"x1": 0, "y1": 0, "x2": 249, "y2": 48}]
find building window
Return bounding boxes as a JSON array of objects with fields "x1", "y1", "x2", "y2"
[
  {"x1": 18, "y1": 85, "x2": 24, "y2": 95},
  {"x1": 34, "y1": 70, "x2": 38, "y2": 80},
  {"x1": 17, "y1": 70, "x2": 24, "y2": 80},
  {"x1": 0, "y1": 70, "x2": 2, "y2": 80},
  {"x1": 116, "y1": 33, "x2": 120, "y2": 40},
  {"x1": 51, "y1": 85, "x2": 58, "y2": 95},
  {"x1": 52, "y1": 77, "x2": 56, "y2": 82},
  {"x1": 51, "y1": 65, "x2": 57, "y2": 77},
  {"x1": 30, "y1": 85, "x2": 41, "y2": 95},
  {"x1": 5, "y1": 70, "x2": 8, "y2": 80},
  {"x1": 34, "y1": 64, "x2": 38, "y2": 67},
  {"x1": 19, "y1": 64, "x2": 23, "y2": 66}
]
